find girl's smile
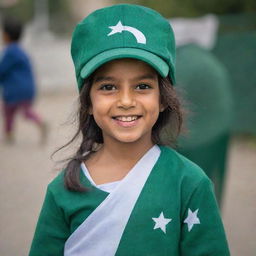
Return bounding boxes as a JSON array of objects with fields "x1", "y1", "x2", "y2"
[
  {"x1": 89, "y1": 58, "x2": 163, "y2": 146},
  {"x1": 112, "y1": 115, "x2": 142, "y2": 127}
]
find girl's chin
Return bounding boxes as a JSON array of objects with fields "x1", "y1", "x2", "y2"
[{"x1": 110, "y1": 134, "x2": 151, "y2": 145}]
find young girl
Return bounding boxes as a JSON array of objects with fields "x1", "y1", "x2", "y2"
[{"x1": 29, "y1": 4, "x2": 230, "y2": 256}]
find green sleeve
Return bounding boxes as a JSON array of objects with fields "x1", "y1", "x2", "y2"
[
  {"x1": 29, "y1": 186, "x2": 70, "y2": 256},
  {"x1": 180, "y1": 177, "x2": 230, "y2": 256}
]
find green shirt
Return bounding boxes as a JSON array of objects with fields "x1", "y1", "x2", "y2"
[{"x1": 29, "y1": 146, "x2": 230, "y2": 255}]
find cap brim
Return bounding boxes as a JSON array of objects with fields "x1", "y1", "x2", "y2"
[{"x1": 80, "y1": 48, "x2": 169, "y2": 82}]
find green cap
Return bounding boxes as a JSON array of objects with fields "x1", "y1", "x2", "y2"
[{"x1": 71, "y1": 4, "x2": 176, "y2": 90}]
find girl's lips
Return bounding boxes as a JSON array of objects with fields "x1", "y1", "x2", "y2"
[
  {"x1": 112, "y1": 115, "x2": 141, "y2": 127},
  {"x1": 113, "y1": 115, "x2": 141, "y2": 122}
]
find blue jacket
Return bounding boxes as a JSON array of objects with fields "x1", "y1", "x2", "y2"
[{"x1": 0, "y1": 43, "x2": 36, "y2": 104}]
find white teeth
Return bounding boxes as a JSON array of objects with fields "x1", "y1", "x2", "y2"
[{"x1": 115, "y1": 116, "x2": 138, "y2": 122}]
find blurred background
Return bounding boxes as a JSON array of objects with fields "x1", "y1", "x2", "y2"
[{"x1": 0, "y1": 0, "x2": 255, "y2": 255}]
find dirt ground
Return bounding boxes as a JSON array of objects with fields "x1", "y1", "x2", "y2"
[{"x1": 0, "y1": 90, "x2": 255, "y2": 256}]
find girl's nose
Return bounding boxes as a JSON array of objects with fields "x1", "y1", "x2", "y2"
[{"x1": 117, "y1": 89, "x2": 136, "y2": 109}]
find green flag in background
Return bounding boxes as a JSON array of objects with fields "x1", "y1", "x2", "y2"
[{"x1": 166, "y1": 44, "x2": 233, "y2": 205}]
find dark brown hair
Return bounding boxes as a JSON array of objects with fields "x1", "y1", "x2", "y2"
[
  {"x1": 58, "y1": 75, "x2": 183, "y2": 192},
  {"x1": 2, "y1": 16, "x2": 23, "y2": 42}
]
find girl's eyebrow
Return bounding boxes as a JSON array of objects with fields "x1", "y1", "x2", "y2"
[
  {"x1": 134, "y1": 74, "x2": 157, "y2": 81},
  {"x1": 93, "y1": 76, "x2": 115, "y2": 83}
]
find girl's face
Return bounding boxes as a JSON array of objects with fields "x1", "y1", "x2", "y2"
[{"x1": 89, "y1": 58, "x2": 163, "y2": 146}]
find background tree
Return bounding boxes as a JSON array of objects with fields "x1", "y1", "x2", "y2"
[{"x1": 115, "y1": 0, "x2": 256, "y2": 17}]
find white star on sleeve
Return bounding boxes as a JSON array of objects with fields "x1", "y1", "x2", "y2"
[
  {"x1": 152, "y1": 212, "x2": 172, "y2": 234},
  {"x1": 184, "y1": 208, "x2": 200, "y2": 232}
]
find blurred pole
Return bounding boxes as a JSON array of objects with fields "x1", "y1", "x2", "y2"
[{"x1": 33, "y1": 0, "x2": 49, "y2": 32}]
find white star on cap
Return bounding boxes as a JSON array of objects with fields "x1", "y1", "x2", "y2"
[
  {"x1": 184, "y1": 208, "x2": 200, "y2": 232},
  {"x1": 108, "y1": 21, "x2": 124, "y2": 36},
  {"x1": 152, "y1": 212, "x2": 172, "y2": 234}
]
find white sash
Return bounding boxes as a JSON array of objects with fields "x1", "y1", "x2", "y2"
[{"x1": 64, "y1": 145, "x2": 161, "y2": 256}]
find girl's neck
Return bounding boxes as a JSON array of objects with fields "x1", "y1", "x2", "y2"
[
  {"x1": 100, "y1": 139, "x2": 154, "y2": 163},
  {"x1": 87, "y1": 139, "x2": 154, "y2": 169},
  {"x1": 85, "y1": 140, "x2": 155, "y2": 185}
]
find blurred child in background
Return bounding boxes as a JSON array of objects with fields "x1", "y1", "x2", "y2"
[{"x1": 0, "y1": 17, "x2": 47, "y2": 144}]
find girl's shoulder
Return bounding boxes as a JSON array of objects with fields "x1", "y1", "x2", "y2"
[
  {"x1": 158, "y1": 145, "x2": 210, "y2": 185},
  {"x1": 46, "y1": 169, "x2": 90, "y2": 205},
  {"x1": 47, "y1": 170, "x2": 66, "y2": 194},
  {"x1": 158, "y1": 146, "x2": 216, "y2": 214}
]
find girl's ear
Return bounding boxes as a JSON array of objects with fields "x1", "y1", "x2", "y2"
[{"x1": 160, "y1": 103, "x2": 165, "y2": 112}]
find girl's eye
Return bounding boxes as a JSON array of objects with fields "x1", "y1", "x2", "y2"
[
  {"x1": 100, "y1": 84, "x2": 116, "y2": 91},
  {"x1": 136, "y1": 84, "x2": 151, "y2": 90}
]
